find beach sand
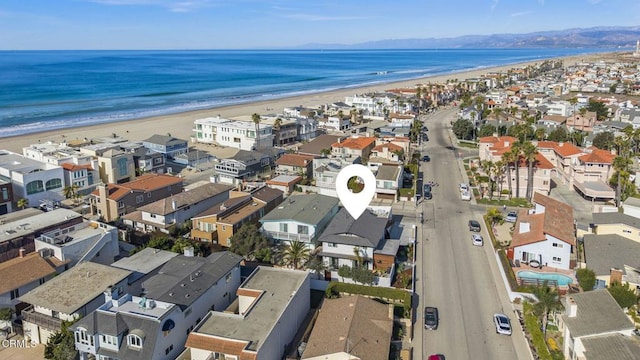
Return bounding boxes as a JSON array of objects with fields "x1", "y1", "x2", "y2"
[{"x1": 3, "y1": 53, "x2": 613, "y2": 153}]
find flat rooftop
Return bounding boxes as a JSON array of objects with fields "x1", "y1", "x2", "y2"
[
  {"x1": 0, "y1": 150, "x2": 60, "y2": 172},
  {"x1": 194, "y1": 267, "x2": 308, "y2": 351},
  {"x1": 0, "y1": 208, "x2": 82, "y2": 244},
  {"x1": 110, "y1": 247, "x2": 178, "y2": 275},
  {"x1": 100, "y1": 294, "x2": 174, "y2": 320},
  {"x1": 36, "y1": 221, "x2": 113, "y2": 248},
  {"x1": 19, "y1": 262, "x2": 131, "y2": 315}
]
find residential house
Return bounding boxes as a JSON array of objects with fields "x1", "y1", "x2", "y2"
[
  {"x1": 34, "y1": 220, "x2": 120, "y2": 267},
  {"x1": 318, "y1": 209, "x2": 397, "y2": 287},
  {"x1": 0, "y1": 208, "x2": 83, "y2": 264},
  {"x1": 211, "y1": 150, "x2": 272, "y2": 185},
  {"x1": 260, "y1": 194, "x2": 339, "y2": 249},
  {"x1": 142, "y1": 134, "x2": 189, "y2": 159},
  {"x1": 110, "y1": 248, "x2": 178, "y2": 297},
  {"x1": 508, "y1": 192, "x2": 576, "y2": 271},
  {"x1": 583, "y1": 233, "x2": 640, "y2": 291},
  {"x1": 389, "y1": 113, "x2": 415, "y2": 127},
  {"x1": 298, "y1": 135, "x2": 344, "y2": 157},
  {"x1": 248, "y1": 186, "x2": 284, "y2": 214},
  {"x1": 93, "y1": 148, "x2": 136, "y2": 184},
  {"x1": 302, "y1": 296, "x2": 393, "y2": 360},
  {"x1": 135, "y1": 148, "x2": 166, "y2": 174},
  {"x1": 180, "y1": 267, "x2": 310, "y2": 360},
  {"x1": 566, "y1": 111, "x2": 598, "y2": 133},
  {"x1": 478, "y1": 136, "x2": 517, "y2": 162},
  {"x1": 0, "y1": 176, "x2": 13, "y2": 215},
  {"x1": 538, "y1": 115, "x2": 567, "y2": 128},
  {"x1": 192, "y1": 116, "x2": 274, "y2": 151},
  {"x1": 550, "y1": 142, "x2": 584, "y2": 185},
  {"x1": 89, "y1": 173, "x2": 184, "y2": 223},
  {"x1": 61, "y1": 163, "x2": 99, "y2": 196},
  {"x1": 190, "y1": 194, "x2": 268, "y2": 247},
  {"x1": 172, "y1": 150, "x2": 214, "y2": 169},
  {"x1": 558, "y1": 290, "x2": 638, "y2": 360},
  {"x1": 19, "y1": 262, "x2": 131, "y2": 344},
  {"x1": 0, "y1": 150, "x2": 65, "y2": 208},
  {"x1": 0, "y1": 251, "x2": 67, "y2": 311},
  {"x1": 590, "y1": 212, "x2": 640, "y2": 244},
  {"x1": 74, "y1": 251, "x2": 243, "y2": 360},
  {"x1": 375, "y1": 165, "x2": 403, "y2": 200},
  {"x1": 331, "y1": 137, "x2": 376, "y2": 160},
  {"x1": 275, "y1": 153, "x2": 315, "y2": 179},
  {"x1": 458, "y1": 105, "x2": 482, "y2": 124},
  {"x1": 319, "y1": 115, "x2": 351, "y2": 131},
  {"x1": 266, "y1": 175, "x2": 301, "y2": 195},
  {"x1": 546, "y1": 100, "x2": 574, "y2": 117},
  {"x1": 265, "y1": 118, "x2": 298, "y2": 146},
  {"x1": 570, "y1": 147, "x2": 616, "y2": 200},
  {"x1": 122, "y1": 183, "x2": 233, "y2": 234},
  {"x1": 622, "y1": 197, "x2": 640, "y2": 219},
  {"x1": 313, "y1": 156, "x2": 362, "y2": 194},
  {"x1": 371, "y1": 142, "x2": 404, "y2": 162}
]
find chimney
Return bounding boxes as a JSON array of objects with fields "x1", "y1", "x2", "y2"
[
  {"x1": 19, "y1": 247, "x2": 26, "y2": 258},
  {"x1": 184, "y1": 246, "x2": 194, "y2": 257},
  {"x1": 566, "y1": 296, "x2": 578, "y2": 317},
  {"x1": 610, "y1": 268, "x2": 623, "y2": 284}
]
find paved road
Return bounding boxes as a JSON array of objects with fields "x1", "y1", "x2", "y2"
[{"x1": 412, "y1": 108, "x2": 529, "y2": 360}]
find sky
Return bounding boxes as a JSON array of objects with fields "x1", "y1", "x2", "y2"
[{"x1": 1, "y1": 0, "x2": 639, "y2": 50}]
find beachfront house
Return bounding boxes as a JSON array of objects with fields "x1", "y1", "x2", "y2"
[
  {"x1": 192, "y1": 116, "x2": 274, "y2": 151},
  {"x1": 558, "y1": 290, "x2": 639, "y2": 360},
  {"x1": 259, "y1": 193, "x2": 339, "y2": 250},
  {"x1": 19, "y1": 261, "x2": 131, "y2": 344},
  {"x1": 319, "y1": 115, "x2": 351, "y2": 131},
  {"x1": 122, "y1": 183, "x2": 233, "y2": 234},
  {"x1": 88, "y1": 173, "x2": 184, "y2": 222},
  {"x1": 508, "y1": 192, "x2": 576, "y2": 271},
  {"x1": 142, "y1": 134, "x2": 188, "y2": 160},
  {"x1": 180, "y1": 267, "x2": 310, "y2": 360},
  {"x1": 0, "y1": 208, "x2": 83, "y2": 264},
  {"x1": 73, "y1": 251, "x2": 242, "y2": 360},
  {"x1": 0, "y1": 150, "x2": 65, "y2": 209},
  {"x1": 302, "y1": 296, "x2": 393, "y2": 360},
  {"x1": 318, "y1": 208, "x2": 397, "y2": 287}
]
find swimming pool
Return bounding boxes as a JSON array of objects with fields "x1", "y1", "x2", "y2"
[{"x1": 517, "y1": 271, "x2": 573, "y2": 286}]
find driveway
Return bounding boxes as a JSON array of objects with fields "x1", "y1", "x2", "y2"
[{"x1": 548, "y1": 178, "x2": 603, "y2": 226}]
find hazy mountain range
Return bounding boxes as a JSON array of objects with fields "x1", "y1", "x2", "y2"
[{"x1": 297, "y1": 26, "x2": 640, "y2": 49}]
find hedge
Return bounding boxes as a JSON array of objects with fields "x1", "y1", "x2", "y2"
[
  {"x1": 523, "y1": 302, "x2": 553, "y2": 360},
  {"x1": 325, "y1": 282, "x2": 412, "y2": 316},
  {"x1": 498, "y1": 249, "x2": 520, "y2": 292}
]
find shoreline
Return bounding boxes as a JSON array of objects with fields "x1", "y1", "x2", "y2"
[{"x1": 4, "y1": 51, "x2": 619, "y2": 153}]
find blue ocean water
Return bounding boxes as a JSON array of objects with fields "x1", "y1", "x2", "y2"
[{"x1": 0, "y1": 49, "x2": 606, "y2": 138}]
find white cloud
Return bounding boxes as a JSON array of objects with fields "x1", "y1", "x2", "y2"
[
  {"x1": 510, "y1": 11, "x2": 533, "y2": 17},
  {"x1": 280, "y1": 13, "x2": 372, "y2": 21}
]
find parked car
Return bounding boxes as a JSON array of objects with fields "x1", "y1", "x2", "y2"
[
  {"x1": 493, "y1": 313, "x2": 512, "y2": 335},
  {"x1": 427, "y1": 355, "x2": 445, "y2": 360},
  {"x1": 472, "y1": 234, "x2": 483, "y2": 246},
  {"x1": 505, "y1": 211, "x2": 518, "y2": 223},
  {"x1": 468, "y1": 220, "x2": 481, "y2": 232},
  {"x1": 424, "y1": 184, "x2": 432, "y2": 199},
  {"x1": 424, "y1": 307, "x2": 439, "y2": 330},
  {"x1": 459, "y1": 183, "x2": 469, "y2": 192},
  {"x1": 460, "y1": 190, "x2": 471, "y2": 201},
  {"x1": 422, "y1": 155, "x2": 431, "y2": 162}
]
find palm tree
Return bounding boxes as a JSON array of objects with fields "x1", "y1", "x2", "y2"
[
  {"x1": 501, "y1": 150, "x2": 516, "y2": 200},
  {"x1": 481, "y1": 160, "x2": 496, "y2": 200},
  {"x1": 521, "y1": 141, "x2": 538, "y2": 201},
  {"x1": 568, "y1": 96, "x2": 578, "y2": 120},
  {"x1": 528, "y1": 283, "x2": 563, "y2": 338},
  {"x1": 305, "y1": 257, "x2": 326, "y2": 280},
  {"x1": 17, "y1": 198, "x2": 28, "y2": 209},
  {"x1": 282, "y1": 240, "x2": 310, "y2": 269},
  {"x1": 353, "y1": 246, "x2": 363, "y2": 267},
  {"x1": 63, "y1": 184, "x2": 79, "y2": 200},
  {"x1": 534, "y1": 128, "x2": 546, "y2": 141},
  {"x1": 251, "y1": 113, "x2": 261, "y2": 150},
  {"x1": 511, "y1": 143, "x2": 523, "y2": 198},
  {"x1": 495, "y1": 160, "x2": 505, "y2": 198},
  {"x1": 612, "y1": 155, "x2": 632, "y2": 208},
  {"x1": 273, "y1": 117, "x2": 282, "y2": 146}
]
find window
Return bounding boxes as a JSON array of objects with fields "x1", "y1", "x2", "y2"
[
  {"x1": 10, "y1": 289, "x2": 19, "y2": 300},
  {"x1": 1, "y1": 188, "x2": 8, "y2": 201},
  {"x1": 279, "y1": 223, "x2": 288, "y2": 233},
  {"x1": 75, "y1": 328, "x2": 94, "y2": 346},
  {"x1": 136, "y1": 195, "x2": 144, "y2": 204},
  {"x1": 45, "y1": 178, "x2": 62, "y2": 190},
  {"x1": 26, "y1": 180, "x2": 45, "y2": 195},
  {"x1": 552, "y1": 257, "x2": 562, "y2": 262},
  {"x1": 101, "y1": 334, "x2": 117, "y2": 346},
  {"x1": 117, "y1": 158, "x2": 129, "y2": 177},
  {"x1": 297, "y1": 225, "x2": 309, "y2": 235},
  {"x1": 127, "y1": 334, "x2": 143, "y2": 349},
  {"x1": 328, "y1": 243, "x2": 337, "y2": 248},
  {"x1": 165, "y1": 344, "x2": 174, "y2": 355},
  {"x1": 147, "y1": 192, "x2": 152, "y2": 198},
  {"x1": 623, "y1": 229, "x2": 632, "y2": 234},
  {"x1": 39, "y1": 278, "x2": 46, "y2": 285},
  {"x1": 118, "y1": 201, "x2": 124, "y2": 209},
  {"x1": 552, "y1": 243, "x2": 563, "y2": 248},
  {"x1": 150, "y1": 214, "x2": 156, "y2": 218}
]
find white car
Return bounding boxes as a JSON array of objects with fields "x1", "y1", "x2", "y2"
[
  {"x1": 494, "y1": 313, "x2": 512, "y2": 335},
  {"x1": 461, "y1": 190, "x2": 471, "y2": 201},
  {"x1": 472, "y1": 234, "x2": 483, "y2": 246},
  {"x1": 459, "y1": 183, "x2": 469, "y2": 192}
]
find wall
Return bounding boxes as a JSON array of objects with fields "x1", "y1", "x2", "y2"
[
  {"x1": 595, "y1": 223, "x2": 640, "y2": 243},
  {"x1": 512, "y1": 234, "x2": 572, "y2": 270}
]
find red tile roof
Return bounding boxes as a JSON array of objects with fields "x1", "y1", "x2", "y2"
[
  {"x1": 275, "y1": 154, "x2": 314, "y2": 167},
  {"x1": 372, "y1": 143, "x2": 404, "y2": 152},
  {"x1": 515, "y1": 153, "x2": 554, "y2": 169},
  {"x1": 61, "y1": 163, "x2": 93, "y2": 171},
  {"x1": 90, "y1": 174, "x2": 183, "y2": 200},
  {"x1": 536, "y1": 141, "x2": 557, "y2": 149},
  {"x1": 479, "y1": 135, "x2": 516, "y2": 144},
  {"x1": 510, "y1": 192, "x2": 576, "y2": 248},
  {"x1": 332, "y1": 137, "x2": 376, "y2": 150},
  {"x1": 554, "y1": 142, "x2": 583, "y2": 157},
  {"x1": 579, "y1": 148, "x2": 616, "y2": 164},
  {"x1": 510, "y1": 212, "x2": 546, "y2": 247}
]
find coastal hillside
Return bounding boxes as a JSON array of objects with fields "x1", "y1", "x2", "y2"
[{"x1": 298, "y1": 26, "x2": 640, "y2": 49}]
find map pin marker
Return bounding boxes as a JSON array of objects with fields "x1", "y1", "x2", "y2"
[{"x1": 335, "y1": 164, "x2": 376, "y2": 220}]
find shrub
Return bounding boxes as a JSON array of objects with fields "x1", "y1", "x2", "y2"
[
  {"x1": 325, "y1": 282, "x2": 412, "y2": 317},
  {"x1": 498, "y1": 250, "x2": 519, "y2": 291},
  {"x1": 523, "y1": 302, "x2": 553, "y2": 360},
  {"x1": 575, "y1": 268, "x2": 596, "y2": 291}
]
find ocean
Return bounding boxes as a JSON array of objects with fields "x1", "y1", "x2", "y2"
[{"x1": 0, "y1": 48, "x2": 607, "y2": 138}]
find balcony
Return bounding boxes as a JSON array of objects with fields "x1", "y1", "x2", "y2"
[
  {"x1": 22, "y1": 306, "x2": 62, "y2": 331},
  {"x1": 262, "y1": 230, "x2": 312, "y2": 242}
]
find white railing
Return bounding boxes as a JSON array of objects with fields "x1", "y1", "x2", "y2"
[{"x1": 262, "y1": 230, "x2": 312, "y2": 242}]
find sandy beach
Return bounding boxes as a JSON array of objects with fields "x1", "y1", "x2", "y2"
[{"x1": 3, "y1": 52, "x2": 613, "y2": 153}]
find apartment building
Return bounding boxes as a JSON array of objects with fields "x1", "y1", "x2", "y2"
[{"x1": 193, "y1": 116, "x2": 274, "y2": 151}]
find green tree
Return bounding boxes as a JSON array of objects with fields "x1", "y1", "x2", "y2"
[
  {"x1": 337, "y1": 265, "x2": 352, "y2": 281},
  {"x1": 282, "y1": 240, "x2": 310, "y2": 269},
  {"x1": 44, "y1": 320, "x2": 78, "y2": 360},
  {"x1": 593, "y1": 132, "x2": 615, "y2": 150},
  {"x1": 17, "y1": 197, "x2": 28, "y2": 209},
  {"x1": 534, "y1": 128, "x2": 546, "y2": 141},
  {"x1": 452, "y1": 118, "x2": 474, "y2": 140},
  {"x1": 521, "y1": 141, "x2": 538, "y2": 201},
  {"x1": 63, "y1": 185, "x2": 79, "y2": 200},
  {"x1": 305, "y1": 257, "x2": 326, "y2": 279},
  {"x1": 320, "y1": 148, "x2": 332, "y2": 157},
  {"x1": 273, "y1": 117, "x2": 282, "y2": 146},
  {"x1": 0, "y1": 307, "x2": 13, "y2": 322},
  {"x1": 229, "y1": 223, "x2": 270, "y2": 261},
  {"x1": 607, "y1": 282, "x2": 638, "y2": 309},
  {"x1": 547, "y1": 127, "x2": 568, "y2": 142},
  {"x1": 146, "y1": 233, "x2": 175, "y2": 251},
  {"x1": 485, "y1": 207, "x2": 503, "y2": 226},
  {"x1": 478, "y1": 124, "x2": 497, "y2": 138},
  {"x1": 528, "y1": 283, "x2": 563, "y2": 338},
  {"x1": 252, "y1": 113, "x2": 261, "y2": 150},
  {"x1": 501, "y1": 149, "x2": 516, "y2": 200},
  {"x1": 171, "y1": 239, "x2": 207, "y2": 257},
  {"x1": 351, "y1": 267, "x2": 375, "y2": 285},
  {"x1": 586, "y1": 99, "x2": 608, "y2": 121},
  {"x1": 575, "y1": 268, "x2": 596, "y2": 291}
]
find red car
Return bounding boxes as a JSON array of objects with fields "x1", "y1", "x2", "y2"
[{"x1": 428, "y1": 355, "x2": 445, "y2": 360}]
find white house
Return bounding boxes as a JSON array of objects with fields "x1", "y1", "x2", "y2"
[
  {"x1": 319, "y1": 116, "x2": 351, "y2": 131},
  {"x1": 509, "y1": 192, "x2": 575, "y2": 271},
  {"x1": 375, "y1": 164, "x2": 403, "y2": 201},
  {"x1": 0, "y1": 150, "x2": 65, "y2": 208},
  {"x1": 192, "y1": 116, "x2": 274, "y2": 151},
  {"x1": 259, "y1": 194, "x2": 339, "y2": 249},
  {"x1": 180, "y1": 267, "x2": 310, "y2": 360}
]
